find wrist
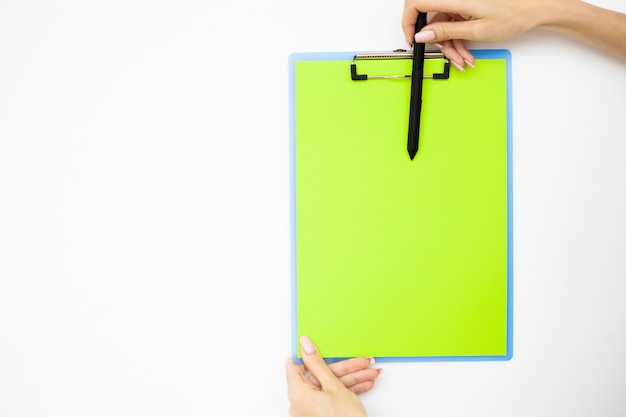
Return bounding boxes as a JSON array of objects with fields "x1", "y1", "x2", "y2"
[{"x1": 537, "y1": 0, "x2": 593, "y2": 37}]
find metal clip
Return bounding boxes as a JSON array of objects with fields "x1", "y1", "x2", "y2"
[{"x1": 350, "y1": 50, "x2": 450, "y2": 81}]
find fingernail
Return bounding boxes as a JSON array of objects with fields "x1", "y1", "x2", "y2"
[
  {"x1": 451, "y1": 60, "x2": 465, "y2": 72},
  {"x1": 414, "y1": 30, "x2": 436, "y2": 43},
  {"x1": 299, "y1": 335, "x2": 316, "y2": 355},
  {"x1": 432, "y1": 42, "x2": 444, "y2": 49},
  {"x1": 369, "y1": 357, "x2": 376, "y2": 366},
  {"x1": 464, "y1": 59, "x2": 476, "y2": 70}
]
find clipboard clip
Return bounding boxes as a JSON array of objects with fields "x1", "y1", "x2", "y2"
[{"x1": 351, "y1": 50, "x2": 450, "y2": 81}]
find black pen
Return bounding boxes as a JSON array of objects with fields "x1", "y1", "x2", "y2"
[{"x1": 407, "y1": 12, "x2": 428, "y2": 160}]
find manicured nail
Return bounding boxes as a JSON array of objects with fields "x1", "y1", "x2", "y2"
[
  {"x1": 299, "y1": 335, "x2": 316, "y2": 355},
  {"x1": 414, "y1": 30, "x2": 436, "y2": 43},
  {"x1": 464, "y1": 59, "x2": 476, "y2": 70},
  {"x1": 369, "y1": 357, "x2": 376, "y2": 366},
  {"x1": 451, "y1": 60, "x2": 465, "y2": 72},
  {"x1": 432, "y1": 42, "x2": 444, "y2": 49}
]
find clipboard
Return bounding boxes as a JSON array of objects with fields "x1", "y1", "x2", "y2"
[{"x1": 290, "y1": 49, "x2": 513, "y2": 362}]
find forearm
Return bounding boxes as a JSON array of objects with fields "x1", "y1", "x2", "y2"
[{"x1": 540, "y1": 0, "x2": 626, "y2": 60}]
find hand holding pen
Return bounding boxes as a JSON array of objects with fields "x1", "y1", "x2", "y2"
[{"x1": 402, "y1": 0, "x2": 626, "y2": 65}]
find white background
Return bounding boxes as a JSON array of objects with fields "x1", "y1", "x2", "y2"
[{"x1": 1, "y1": 1, "x2": 625, "y2": 416}]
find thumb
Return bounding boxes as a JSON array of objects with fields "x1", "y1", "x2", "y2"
[
  {"x1": 414, "y1": 20, "x2": 483, "y2": 43},
  {"x1": 299, "y1": 335, "x2": 342, "y2": 390}
]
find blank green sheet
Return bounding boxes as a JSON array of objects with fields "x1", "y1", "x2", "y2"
[{"x1": 290, "y1": 50, "x2": 513, "y2": 361}]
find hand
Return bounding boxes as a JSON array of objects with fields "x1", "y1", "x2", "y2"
[
  {"x1": 286, "y1": 336, "x2": 377, "y2": 417},
  {"x1": 402, "y1": 0, "x2": 542, "y2": 71},
  {"x1": 402, "y1": 0, "x2": 541, "y2": 45},
  {"x1": 402, "y1": 0, "x2": 626, "y2": 63}
]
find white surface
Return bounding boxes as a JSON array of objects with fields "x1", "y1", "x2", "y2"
[{"x1": 1, "y1": 1, "x2": 625, "y2": 416}]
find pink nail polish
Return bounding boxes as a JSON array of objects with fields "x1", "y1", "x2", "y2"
[
  {"x1": 451, "y1": 60, "x2": 465, "y2": 73},
  {"x1": 464, "y1": 59, "x2": 476, "y2": 70},
  {"x1": 299, "y1": 335, "x2": 316, "y2": 355},
  {"x1": 414, "y1": 30, "x2": 436, "y2": 43}
]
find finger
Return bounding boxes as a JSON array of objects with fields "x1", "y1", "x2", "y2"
[
  {"x1": 424, "y1": 11, "x2": 452, "y2": 47},
  {"x1": 419, "y1": 19, "x2": 485, "y2": 43},
  {"x1": 285, "y1": 357, "x2": 308, "y2": 386},
  {"x1": 309, "y1": 362, "x2": 382, "y2": 388},
  {"x1": 347, "y1": 380, "x2": 377, "y2": 396},
  {"x1": 329, "y1": 357, "x2": 374, "y2": 378},
  {"x1": 308, "y1": 357, "x2": 373, "y2": 388},
  {"x1": 451, "y1": 38, "x2": 475, "y2": 69},
  {"x1": 427, "y1": 12, "x2": 469, "y2": 25},
  {"x1": 299, "y1": 335, "x2": 342, "y2": 391},
  {"x1": 427, "y1": 11, "x2": 453, "y2": 25},
  {"x1": 432, "y1": 38, "x2": 475, "y2": 71},
  {"x1": 338, "y1": 368, "x2": 382, "y2": 390},
  {"x1": 401, "y1": 2, "x2": 421, "y2": 45},
  {"x1": 436, "y1": 39, "x2": 467, "y2": 72},
  {"x1": 446, "y1": 13, "x2": 471, "y2": 22}
]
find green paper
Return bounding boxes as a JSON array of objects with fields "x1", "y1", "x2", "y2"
[{"x1": 293, "y1": 53, "x2": 510, "y2": 359}]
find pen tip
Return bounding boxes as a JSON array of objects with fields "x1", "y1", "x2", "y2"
[{"x1": 408, "y1": 150, "x2": 417, "y2": 160}]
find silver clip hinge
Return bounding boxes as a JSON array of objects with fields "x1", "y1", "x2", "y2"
[{"x1": 350, "y1": 50, "x2": 450, "y2": 81}]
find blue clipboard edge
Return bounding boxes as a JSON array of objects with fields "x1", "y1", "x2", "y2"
[{"x1": 289, "y1": 49, "x2": 514, "y2": 364}]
